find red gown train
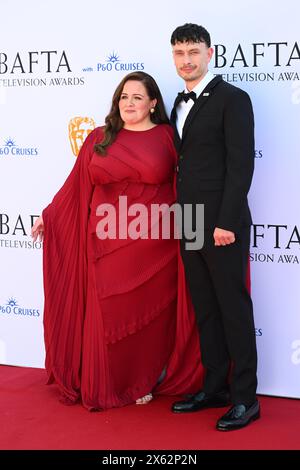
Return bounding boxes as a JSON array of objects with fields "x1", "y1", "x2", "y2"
[{"x1": 42, "y1": 124, "x2": 203, "y2": 410}]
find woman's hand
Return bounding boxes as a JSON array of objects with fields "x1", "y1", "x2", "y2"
[{"x1": 31, "y1": 215, "x2": 44, "y2": 242}]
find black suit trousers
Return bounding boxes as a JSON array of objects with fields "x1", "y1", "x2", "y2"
[{"x1": 180, "y1": 226, "x2": 257, "y2": 406}]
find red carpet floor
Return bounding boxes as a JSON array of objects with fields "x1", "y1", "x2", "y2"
[{"x1": 0, "y1": 365, "x2": 299, "y2": 450}]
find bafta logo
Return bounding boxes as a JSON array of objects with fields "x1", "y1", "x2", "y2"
[{"x1": 68, "y1": 116, "x2": 96, "y2": 157}]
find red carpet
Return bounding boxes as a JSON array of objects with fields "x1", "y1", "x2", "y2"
[{"x1": 0, "y1": 365, "x2": 299, "y2": 450}]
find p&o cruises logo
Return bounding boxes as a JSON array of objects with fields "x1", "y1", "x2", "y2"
[
  {"x1": 82, "y1": 51, "x2": 145, "y2": 73},
  {"x1": 0, "y1": 297, "x2": 40, "y2": 318},
  {"x1": 0, "y1": 137, "x2": 39, "y2": 157}
]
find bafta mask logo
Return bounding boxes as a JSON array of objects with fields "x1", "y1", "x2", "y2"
[{"x1": 68, "y1": 116, "x2": 96, "y2": 157}]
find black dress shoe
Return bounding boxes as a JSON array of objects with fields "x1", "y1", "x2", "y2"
[
  {"x1": 172, "y1": 390, "x2": 230, "y2": 413},
  {"x1": 216, "y1": 400, "x2": 260, "y2": 431}
]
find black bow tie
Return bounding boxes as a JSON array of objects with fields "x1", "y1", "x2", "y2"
[{"x1": 176, "y1": 90, "x2": 197, "y2": 105}]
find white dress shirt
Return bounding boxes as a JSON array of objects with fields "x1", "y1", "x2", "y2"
[{"x1": 176, "y1": 70, "x2": 215, "y2": 138}]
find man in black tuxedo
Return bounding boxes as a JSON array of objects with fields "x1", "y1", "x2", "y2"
[{"x1": 170, "y1": 23, "x2": 260, "y2": 431}]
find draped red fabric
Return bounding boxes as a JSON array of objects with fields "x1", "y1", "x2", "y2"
[{"x1": 42, "y1": 125, "x2": 203, "y2": 410}]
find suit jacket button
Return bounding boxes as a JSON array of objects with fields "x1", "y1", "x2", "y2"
[
  {"x1": 178, "y1": 177, "x2": 182, "y2": 182},
  {"x1": 179, "y1": 155, "x2": 183, "y2": 160}
]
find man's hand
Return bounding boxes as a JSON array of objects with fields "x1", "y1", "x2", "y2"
[{"x1": 213, "y1": 227, "x2": 235, "y2": 246}]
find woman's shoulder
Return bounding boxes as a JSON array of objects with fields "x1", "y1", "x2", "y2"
[
  {"x1": 154, "y1": 124, "x2": 176, "y2": 154},
  {"x1": 90, "y1": 126, "x2": 105, "y2": 139},
  {"x1": 82, "y1": 126, "x2": 104, "y2": 147},
  {"x1": 77, "y1": 127, "x2": 104, "y2": 158},
  {"x1": 156, "y1": 123, "x2": 174, "y2": 137}
]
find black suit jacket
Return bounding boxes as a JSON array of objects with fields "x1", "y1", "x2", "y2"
[{"x1": 171, "y1": 75, "x2": 254, "y2": 233}]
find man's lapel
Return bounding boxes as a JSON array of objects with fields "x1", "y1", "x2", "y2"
[
  {"x1": 181, "y1": 75, "x2": 222, "y2": 141},
  {"x1": 170, "y1": 102, "x2": 181, "y2": 150}
]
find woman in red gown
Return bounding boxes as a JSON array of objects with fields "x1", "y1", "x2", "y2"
[{"x1": 32, "y1": 72, "x2": 203, "y2": 411}]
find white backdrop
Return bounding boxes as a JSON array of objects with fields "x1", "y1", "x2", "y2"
[{"x1": 0, "y1": 0, "x2": 299, "y2": 398}]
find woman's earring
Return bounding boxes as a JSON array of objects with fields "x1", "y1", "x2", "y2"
[{"x1": 150, "y1": 107, "x2": 155, "y2": 114}]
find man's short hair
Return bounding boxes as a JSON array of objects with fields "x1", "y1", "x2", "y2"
[{"x1": 170, "y1": 23, "x2": 211, "y2": 48}]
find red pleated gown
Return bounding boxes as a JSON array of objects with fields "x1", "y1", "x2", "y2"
[{"x1": 42, "y1": 124, "x2": 203, "y2": 410}]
